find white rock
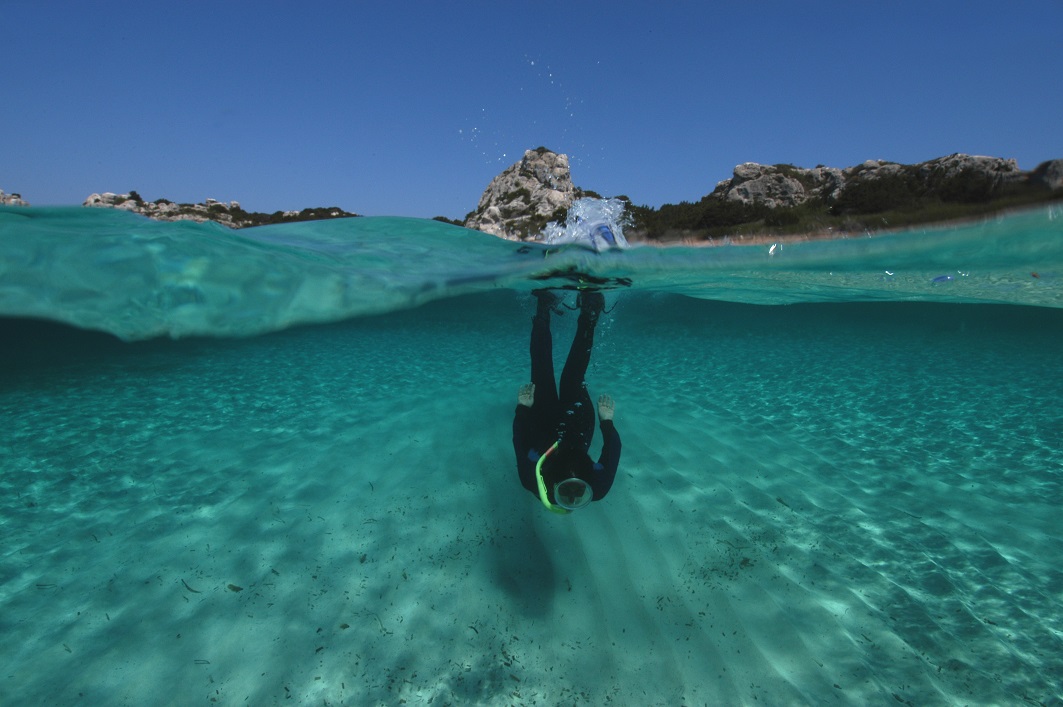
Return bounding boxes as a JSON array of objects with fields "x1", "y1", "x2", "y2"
[
  {"x1": 1, "y1": 189, "x2": 29, "y2": 206},
  {"x1": 465, "y1": 147, "x2": 578, "y2": 239}
]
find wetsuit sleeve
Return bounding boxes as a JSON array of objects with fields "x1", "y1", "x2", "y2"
[
  {"x1": 592, "y1": 418, "x2": 621, "y2": 500},
  {"x1": 512, "y1": 405, "x2": 539, "y2": 494}
]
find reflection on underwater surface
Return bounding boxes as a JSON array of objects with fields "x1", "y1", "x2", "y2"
[{"x1": 1, "y1": 292, "x2": 1061, "y2": 705}]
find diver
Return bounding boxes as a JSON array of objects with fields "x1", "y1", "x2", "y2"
[{"x1": 512, "y1": 289, "x2": 621, "y2": 513}]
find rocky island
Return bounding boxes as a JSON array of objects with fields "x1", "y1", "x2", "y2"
[
  {"x1": 463, "y1": 147, "x2": 599, "y2": 240},
  {"x1": 82, "y1": 192, "x2": 358, "y2": 228},
  {"x1": 0, "y1": 189, "x2": 29, "y2": 207}
]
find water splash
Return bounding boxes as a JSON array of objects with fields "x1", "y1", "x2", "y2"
[{"x1": 542, "y1": 197, "x2": 631, "y2": 251}]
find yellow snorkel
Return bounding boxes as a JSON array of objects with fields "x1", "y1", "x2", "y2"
[{"x1": 535, "y1": 441, "x2": 570, "y2": 514}]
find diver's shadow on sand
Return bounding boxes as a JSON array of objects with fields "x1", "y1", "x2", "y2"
[{"x1": 489, "y1": 506, "x2": 556, "y2": 618}]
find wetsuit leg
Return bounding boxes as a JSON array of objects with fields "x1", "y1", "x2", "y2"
[
  {"x1": 557, "y1": 304, "x2": 598, "y2": 450},
  {"x1": 529, "y1": 303, "x2": 560, "y2": 444}
]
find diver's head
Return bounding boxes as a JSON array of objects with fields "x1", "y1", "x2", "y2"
[
  {"x1": 537, "y1": 444, "x2": 594, "y2": 512},
  {"x1": 553, "y1": 476, "x2": 593, "y2": 511}
]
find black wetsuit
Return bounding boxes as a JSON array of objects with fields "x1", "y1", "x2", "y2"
[{"x1": 512, "y1": 300, "x2": 621, "y2": 502}]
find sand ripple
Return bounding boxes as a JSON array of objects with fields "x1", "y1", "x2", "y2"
[{"x1": 1, "y1": 293, "x2": 1061, "y2": 705}]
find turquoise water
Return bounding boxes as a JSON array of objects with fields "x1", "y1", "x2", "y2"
[
  {"x1": 2, "y1": 206, "x2": 1062, "y2": 705},
  {"x1": 3, "y1": 205, "x2": 1061, "y2": 340}
]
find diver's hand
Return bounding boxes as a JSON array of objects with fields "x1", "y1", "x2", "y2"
[
  {"x1": 597, "y1": 394, "x2": 615, "y2": 421},
  {"x1": 518, "y1": 382, "x2": 535, "y2": 407}
]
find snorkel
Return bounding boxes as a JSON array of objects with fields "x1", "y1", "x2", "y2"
[
  {"x1": 535, "y1": 442, "x2": 593, "y2": 514},
  {"x1": 535, "y1": 442, "x2": 569, "y2": 514}
]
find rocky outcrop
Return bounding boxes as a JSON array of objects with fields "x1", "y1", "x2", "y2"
[
  {"x1": 83, "y1": 192, "x2": 357, "y2": 228},
  {"x1": 912, "y1": 153, "x2": 1023, "y2": 185},
  {"x1": 1030, "y1": 159, "x2": 1063, "y2": 190},
  {"x1": 631, "y1": 152, "x2": 1063, "y2": 242},
  {"x1": 711, "y1": 153, "x2": 1051, "y2": 211},
  {"x1": 464, "y1": 149, "x2": 1062, "y2": 243},
  {"x1": 720, "y1": 163, "x2": 845, "y2": 208},
  {"x1": 84, "y1": 192, "x2": 249, "y2": 226},
  {"x1": 1, "y1": 189, "x2": 29, "y2": 206},
  {"x1": 464, "y1": 147, "x2": 579, "y2": 240}
]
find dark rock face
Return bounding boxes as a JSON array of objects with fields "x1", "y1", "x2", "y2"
[{"x1": 1030, "y1": 159, "x2": 1063, "y2": 190}]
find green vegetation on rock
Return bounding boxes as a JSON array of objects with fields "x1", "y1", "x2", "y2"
[{"x1": 628, "y1": 165, "x2": 1063, "y2": 242}]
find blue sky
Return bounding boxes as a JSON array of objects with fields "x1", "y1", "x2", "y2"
[{"x1": 2, "y1": 1, "x2": 1061, "y2": 218}]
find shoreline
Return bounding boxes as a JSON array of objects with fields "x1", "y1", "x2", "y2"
[
  {"x1": 627, "y1": 201, "x2": 1061, "y2": 248},
  {"x1": 3, "y1": 199, "x2": 1057, "y2": 250}
]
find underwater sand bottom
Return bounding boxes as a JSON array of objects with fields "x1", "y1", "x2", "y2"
[{"x1": 1, "y1": 293, "x2": 1061, "y2": 705}]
